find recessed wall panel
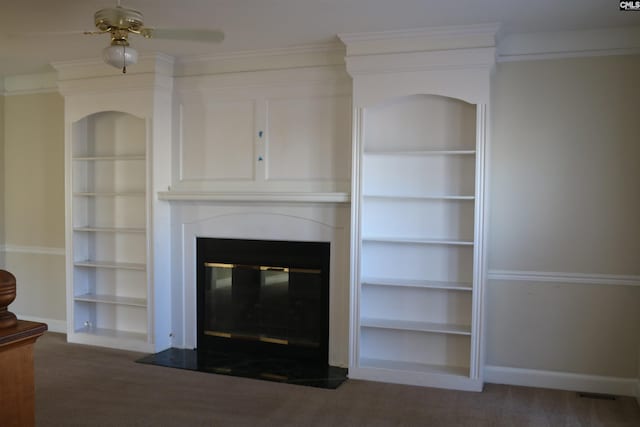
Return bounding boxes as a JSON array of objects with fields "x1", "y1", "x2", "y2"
[
  {"x1": 266, "y1": 95, "x2": 350, "y2": 181},
  {"x1": 180, "y1": 99, "x2": 255, "y2": 181}
]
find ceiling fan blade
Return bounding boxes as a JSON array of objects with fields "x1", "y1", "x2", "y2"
[
  {"x1": 7, "y1": 30, "x2": 91, "y2": 39},
  {"x1": 141, "y1": 28, "x2": 224, "y2": 43}
]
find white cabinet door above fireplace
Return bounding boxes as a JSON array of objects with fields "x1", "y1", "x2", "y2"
[{"x1": 173, "y1": 69, "x2": 352, "y2": 194}]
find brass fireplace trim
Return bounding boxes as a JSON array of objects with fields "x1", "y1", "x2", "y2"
[
  {"x1": 204, "y1": 262, "x2": 320, "y2": 274},
  {"x1": 204, "y1": 330, "x2": 289, "y2": 345}
]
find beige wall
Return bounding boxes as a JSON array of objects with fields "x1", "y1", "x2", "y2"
[
  {"x1": 3, "y1": 92, "x2": 66, "y2": 321},
  {"x1": 4, "y1": 93, "x2": 65, "y2": 248},
  {"x1": 487, "y1": 55, "x2": 640, "y2": 378},
  {"x1": 0, "y1": 95, "x2": 5, "y2": 265}
]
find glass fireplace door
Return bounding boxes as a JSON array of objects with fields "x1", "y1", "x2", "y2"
[{"x1": 203, "y1": 263, "x2": 322, "y2": 350}]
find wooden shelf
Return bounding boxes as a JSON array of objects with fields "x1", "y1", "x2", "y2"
[
  {"x1": 73, "y1": 226, "x2": 146, "y2": 234},
  {"x1": 74, "y1": 293, "x2": 147, "y2": 307},
  {"x1": 364, "y1": 149, "x2": 476, "y2": 156},
  {"x1": 74, "y1": 260, "x2": 146, "y2": 271},
  {"x1": 73, "y1": 155, "x2": 145, "y2": 161},
  {"x1": 360, "y1": 317, "x2": 471, "y2": 336},
  {"x1": 362, "y1": 236, "x2": 474, "y2": 246},
  {"x1": 158, "y1": 191, "x2": 351, "y2": 204},
  {"x1": 359, "y1": 357, "x2": 469, "y2": 377},
  {"x1": 362, "y1": 277, "x2": 472, "y2": 291},
  {"x1": 73, "y1": 326, "x2": 147, "y2": 342},
  {"x1": 363, "y1": 194, "x2": 475, "y2": 201},
  {"x1": 73, "y1": 192, "x2": 145, "y2": 197}
]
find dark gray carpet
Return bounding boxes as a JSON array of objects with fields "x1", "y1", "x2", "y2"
[{"x1": 34, "y1": 333, "x2": 640, "y2": 426}]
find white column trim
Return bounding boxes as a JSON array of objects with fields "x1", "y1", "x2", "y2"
[{"x1": 488, "y1": 270, "x2": 640, "y2": 287}]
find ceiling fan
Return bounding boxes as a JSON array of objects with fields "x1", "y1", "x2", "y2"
[{"x1": 87, "y1": 1, "x2": 224, "y2": 73}]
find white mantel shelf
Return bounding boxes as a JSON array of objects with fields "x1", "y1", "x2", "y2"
[{"x1": 157, "y1": 191, "x2": 351, "y2": 204}]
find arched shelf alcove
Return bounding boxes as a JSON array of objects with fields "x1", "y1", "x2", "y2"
[
  {"x1": 67, "y1": 110, "x2": 152, "y2": 352},
  {"x1": 349, "y1": 91, "x2": 487, "y2": 391},
  {"x1": 58, "y1": 58, "x2": 174, "y2": 354}
]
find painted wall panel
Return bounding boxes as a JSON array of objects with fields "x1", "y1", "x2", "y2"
[
  {"x1": 180, "y1": 99, "x2": 255, "y2": 181},
  {"x1": 266, "y1": 95, "x2": 351, "y2": 181}
]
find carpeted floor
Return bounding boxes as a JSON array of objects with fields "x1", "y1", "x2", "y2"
[{"x1": 34, "y1": 333, "x2": 640, "y2": 426}]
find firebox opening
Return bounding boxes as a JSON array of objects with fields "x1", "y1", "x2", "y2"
[{"x1": 194, "y1": 237, "x2": 338, "y2": 384}]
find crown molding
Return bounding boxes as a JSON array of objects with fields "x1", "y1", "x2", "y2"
[
  {"x1": 174, "y1": 43, "x2": 346, "y2": 77},
  {"x1": 339, "y1": 23, "x2": 501, "y2": 43},
  {"x1": 53, "y1": 54, "x2": 174, "y2": 80},
  {"x1": 497, "y1": 26, "x2": 640, "y2": 62},
  {"x1": 175, "y1": 64, "x2": 351, "y2": 92},
  {"x1": 344, "y1": 47, "x2": 496, "y2": 76},
  {"x1": 180, "y1": 42, "x2": 345, "y2": 64},
  {"x1": 2, "y1": 72, "x2": 58, "y2": 96},
  {"x1": 53, "y1": 54, "x2": 175, "y2": 96},
  {"x1": 339, "y1": 24, "x2": 500, "y2": 56}
]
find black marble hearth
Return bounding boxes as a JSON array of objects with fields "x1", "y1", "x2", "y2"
[{"x1": 136, "y1": 348, "x2": 347, "y2": 389}]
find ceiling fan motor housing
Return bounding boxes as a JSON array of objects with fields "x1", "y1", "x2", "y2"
[{"x1": 95, "y1": 6, "x2": 144, "y2": 32}]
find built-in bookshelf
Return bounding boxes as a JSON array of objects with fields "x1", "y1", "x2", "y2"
[
  {"x1": 67, "y1": 111, "x2": 151, "y2": 352},
  {"x1": 356, "y1": 94, "x2": 480, "y2": 384},
  {"x1": 341, "y1": 25, "x2": 495, "y2": 391}
]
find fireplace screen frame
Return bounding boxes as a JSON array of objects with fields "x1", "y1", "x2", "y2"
[{"x1": 196, "y1": 237, "x2": 330, "y2": 364}]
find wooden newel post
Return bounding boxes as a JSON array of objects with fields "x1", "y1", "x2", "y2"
[
  {"x1": 0, "y1": 269, "x2": 47, "y2": 427},
  {"x1": 0, "y1": 269, "x2": 18, "y2": 329}
]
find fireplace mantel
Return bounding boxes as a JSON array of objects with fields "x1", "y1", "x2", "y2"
[{"x1": 158, "y1": 191, "x2": 350, "y2": 204}]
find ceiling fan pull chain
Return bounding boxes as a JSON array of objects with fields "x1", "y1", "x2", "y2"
[{"x1": 122, "y1": 44, "x2": 127, "y2": 74}]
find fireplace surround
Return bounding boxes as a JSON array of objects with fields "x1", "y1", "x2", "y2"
[
  {"x1": 138, "y1": 235, "x2": 346, "y2": 388},
  {"x1": 138, "y1": 206, "x2": 351, "y2": 387}
]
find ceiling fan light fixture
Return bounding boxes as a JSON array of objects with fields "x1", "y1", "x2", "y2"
[{"x1": 102, "y1": 43, "x2": 138, "y2": 73}]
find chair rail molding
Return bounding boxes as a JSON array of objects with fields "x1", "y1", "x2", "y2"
[
  {"x1": 488, "y1": 269, "x2": 640, "y2": 287},
  {"x1": 0, "y1": 244, "x2": 65, "y2": 257}
]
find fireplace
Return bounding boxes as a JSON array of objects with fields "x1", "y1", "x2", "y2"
[
  {"x1": 137, "y1": 211, "x2": 349, "y2": 389},
  {"x1": 197, "y1": 237, "x2": 330, "y2": 364},
  {"x1": 152, "y1": 236, "x2": 347, "y2": 387}
]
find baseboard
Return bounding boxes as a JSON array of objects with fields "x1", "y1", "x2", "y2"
[
  {"x1": 485, "y1": 365, "x2": 637, "y2": 397},
  {"x1": 349, "y1": 366, "x2": 483, "y2": 392},
  {"x1": 16, "y1": 314, "x2": 66, "y2": 334}
]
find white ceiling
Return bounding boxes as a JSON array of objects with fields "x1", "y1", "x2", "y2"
[{"x1": 0, "y1": 0, "x2": 638, "y2": 77}]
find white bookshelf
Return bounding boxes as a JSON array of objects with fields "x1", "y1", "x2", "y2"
[
  {"x1": 341, "y1": 26, "x2": 495, "y2": 391},
  {"x1": 58, "y1": 56, "x2": 174, "y2": 355},
  {"x1": 349, "y1": 93, "x2": 489, "y2": 391},
  {"x1": 67, "y1": 111, "x2": 152, "y2": 352}
]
